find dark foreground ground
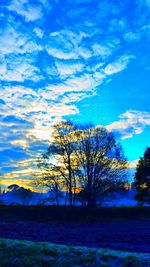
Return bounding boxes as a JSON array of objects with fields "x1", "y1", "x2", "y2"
[
  {"x1": 0, "y1": 219, "x2": 150, "y2": 253},
  {"x1": 0, "y1": 206, "x2": 150, "y2": 253}
]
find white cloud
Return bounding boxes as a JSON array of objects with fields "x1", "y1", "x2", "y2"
[
  {"x1": 0, "y1": 55, "x2": 42, "y2": 82},
  {"x1": 8, "y1": 0, "x2": 44, "y2": 22},
  {"x1": 40, "y1": 73, "x2": 96, "y2": 102},
  {"x1": 107, "y1": 110, "x2": 150, "y2": 139},
  {"x1": 129, "y1": 159, "x2": 139, "y2": 168},
  {"x1": 34, "y1": 27, "x2": 44, "y2": 38},
  {"x1": 0, "y1": 82, "x2": 80, "y2": 143},
  {"x1": 0, "y1": 26, "x2": 42, "y2": 56},
  {"x1": 47, "y1": 30, "x2": 92, "y2": 60},
  {"x1": 104, "y1": 55, "x2": 134, "y2": 75},
  {"x1": 62, "y1": 92, "x2": 89, "y2": 104},
  {"x1": 55, "y1": 61, "x2": 84, "y2": 76},
  {"x1": 92, "y1": 43, "x2": 112, "y2": 57},
  {"x1": 66, "y1": 74, "x2": 94, "y2": 91},
  {"x1": 10, "y1": 139, "x2": 29, "y2": 149}
]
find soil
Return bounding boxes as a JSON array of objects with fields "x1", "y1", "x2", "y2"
[{"x1": 0, "y1": 219, "x2": 150, "y2": 253}]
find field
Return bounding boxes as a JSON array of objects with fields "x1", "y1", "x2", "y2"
[
  {"x1": 0, "y1": 206, "x2": 150, "y2": 266},
  {"x1": 0, "y1": 238, "x2": 150, "y2": 267}
]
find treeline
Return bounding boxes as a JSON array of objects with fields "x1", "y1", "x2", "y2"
[
  {"x1": 0, "y1": 205, "x2": 150, "y2": 222},
  {"x1": 1, "y1": 122, "x2": 150, "y2": 208}
]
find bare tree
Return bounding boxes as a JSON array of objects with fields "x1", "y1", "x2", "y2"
[
  {"x1": 73, "y1": 125, "x2": 128, "y2": 207},
  {"x1": 37, "y1": 121, "x2": 78, "y2": 207},
  {"x1": 37, "y1": 122, "x2": 127, "y2": 207},
  {"x1": 36, "y1": 155, "x2": 64, "y2": 206}
]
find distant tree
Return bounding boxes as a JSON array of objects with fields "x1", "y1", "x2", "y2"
[
  {"x1": 8, "y1": 184, "x2": 20, "y2": 191},
  {"x1": 18, "y1": 187, "x2": 33, "y2": 205},
  {"x1": 8, "y1": 184, "x2": 33, "y2": 205},
  {"x1": 73, "y1": 125, "x2": 128, "y2": 207},
  {"x1": 134, "y1": 147, "x2": 150, "y2": 205},
  {"x1": 36, "y1": 156, "x2": 64, "y2": 206}
]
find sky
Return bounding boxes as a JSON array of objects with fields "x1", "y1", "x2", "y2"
[{"x1": 0, "y1": 0, "x2": 150, "y2": 190}]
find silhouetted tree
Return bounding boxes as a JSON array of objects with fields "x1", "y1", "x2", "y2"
[
  {"x1": 8, "y1": 184, "x2": 20, "y2": 191},
  {"x1": 19, "y1": 187, "x2": 33, "y2": 205},
  {"x1": 36, "y1": 156, "x2": 64, "y2": 206},
  {"x1": 134, "y1": 147, "x2": 150, "y2": 205},
  {"x1": 8, "y1": 184, "x2": 33, "y2": 205},
  {"x1": 73, "y1": 125, "x2": 127, "y2": 207},
  {"x1": 37, "y1": 121, "x2": 78, "y2": 207},
  {"x1": 38, "y1": 122, "x2": 127, "y2": 207}
]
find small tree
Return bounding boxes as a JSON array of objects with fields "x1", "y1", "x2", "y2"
[
  {"x1": 134, "y1": 147, "x2": 150, "y2": 205},
  {"x1": 36, "y1": 155, "x2": 64, "y2": 206}
]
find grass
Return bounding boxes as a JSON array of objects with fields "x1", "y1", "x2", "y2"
[{"x1": 0, "y1": 238, "x2": 150, "y2": 267}]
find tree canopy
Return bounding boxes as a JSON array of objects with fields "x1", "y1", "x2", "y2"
[
  {"x1": 134, "y1": 147, "x2": 150, "y2": 205},
  {"x1": 37, "y1": 121, "x2": 128, "y2": 207}
]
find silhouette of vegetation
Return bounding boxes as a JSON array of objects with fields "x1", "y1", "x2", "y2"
[
  {"x1": 36, "y1": 121, "x2": 75, "y2": 206},
  {"x1": 134, "y1": 147, "x2": 150, "y2": 205},
  {"x1": 36, "y1": 121, "x2": 127, "y2": 207},
  {"x1": 0, "y1": 206, "x2": 150, "y2": 222},
  {"x1": 73, "y1": 124, "x2": 127, "y2": 207},
  {"x1": 7, "y1": 184, "x2": 33, "y2": 205}
]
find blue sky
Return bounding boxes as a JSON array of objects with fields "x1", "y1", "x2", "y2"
[{"x1": 0, "y1": 0, "x2": 150, "y2": 189}]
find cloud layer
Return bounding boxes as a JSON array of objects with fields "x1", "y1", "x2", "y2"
[{"x1": 0, "y1": 0, "x2": 150, "y2": 188}]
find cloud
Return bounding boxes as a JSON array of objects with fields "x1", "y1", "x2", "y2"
[
  {"x1": 0, "y1": 54, "x2": 42, "y2": 82},
  {"x1": 61, "y1": 92, "x2": 90, "y2": 104},
  {"x1": 107, "y1": 110, "x2": 150, "y2": 139},
  {"x1": 104, "y1": 55, "x2": 134, "y2": 75},
  {"x1": 39, "y1": 73, "x2": 97, "y2": 102},
  {"x1": 92, "y1": 43, "x2": 112, "y2": 57},
  {"x1": 10, "y1": 140, "x2": 29, "y2": 149},
  {"x1": 47, "y1": 30, "x2": 92, "y2": 60},
  {"x1": 129, "y1": 159, "x2": 139, "y2": 168},
  {"x1": 7, "y1": 0, "x2": 51, "y2": 22},
  {"x1": 34, "y1": 27, "x2": 44, "y2": 38},
  {"x1": 55, "y1": 61, "x2": 84, "y2": 76},
  {"x1": 0, "y1": 25, "x2": 42, "y2": 56}
]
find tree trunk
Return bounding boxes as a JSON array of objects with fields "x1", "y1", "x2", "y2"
[
  {"x1": 68, "y1": 157, "x2": 73, "y2": 207},
  {"x1": 73, "y1": 175, "x2": 76, "y2": 206},
  {"x1": 69, "y1": 179, "x2": 73, "y2": 207},
  {"x1": 55, "y1": 183, "x2": 59, "y2": 206},
  {"x1": 87, "y1": 166, "x2": 92, "y2": 207}
]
